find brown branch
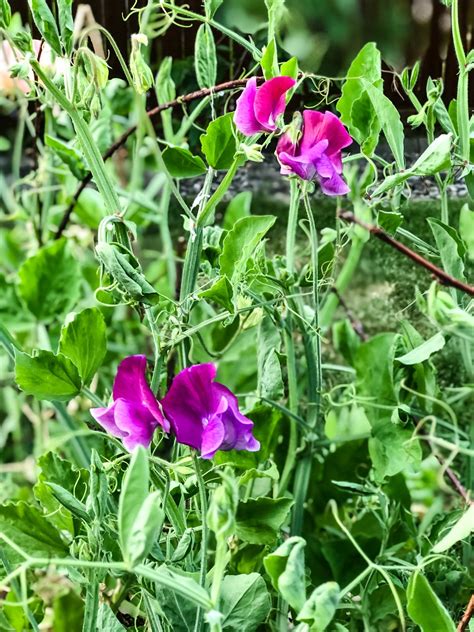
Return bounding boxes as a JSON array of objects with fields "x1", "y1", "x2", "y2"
[
  {"x1": 458, "y1": 595, "x2": 474, "y2": 632},
  {"x1": 339, "y1": 212, "x2": 474, "y2": 297},
  {"x1": 54, "y1": 77, "x2": 263, "y2": 239},
  {"x1": 331, "y1": 287, "x2": 368, "y2": 341}
]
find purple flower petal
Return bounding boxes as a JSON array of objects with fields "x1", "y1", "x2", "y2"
[
  {"x1": 214, "y1": 383, "x2": 260, "y2": 452},
  {"x1": 91, "y1": 401, "x2": 128, "y2": 440},
  {"x1": 161, "y1": 363, "x2": 259, "y2": 459},
  {"x1": 161, "y1": 363, "x2": 221, "y2": 451},
  {"x1": 234, "y1": 78, "x2": 263, "y2": 136},
  {"x1": 114, "y1": 398, "x2": 160, "y2": 451},
  {"x1": 201, "y1": 416, "x2": 226, "y2": 459},
  {"x1": 254, "y1": 76, "x2": 296, "y2": 131},
  {"x1": 113, "y1": 355, "x2": 168, "y2": 431}
]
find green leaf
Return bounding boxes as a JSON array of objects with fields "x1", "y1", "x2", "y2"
[
  {"x1": 0, "y1": 501, "x2": 68, "y2": 562},
  {"x1": 199, "y1": 276, "x2": 234, "y2": 312},
  {"x1": 223, "y1": 191, "x2": 252, "y2": 230},
  {"x1": 28, "y1": 0, "x2": 61, "y2": 55},
  {"x1": 95, "y1": 242, "x2": 160, "y2": 306},
  {"x1": 220, "y1": 573, "x2": 271, "y2": 631},
  {"x1": 406, "y1": 571, "x2": 455, "y2": 632},
  {"x1": 45, "y1": 134, "x2": 88, "y2": 180},
  {"x1": 373, "y1": 134, "x2": 452, "y2": 195},
  {"x1": 432, "y1": 505, "x2": 474, "y2": 553},
  {"x1": 118, "y1": 446, "x2": 164, "y2": 567},
  {"x1": 201, "y1": 113, "x2": 237, "y2": 170},
  {"x1": 52, "y1": 591, "x2": 84, "y2": 632},
  {"x1": 59, "y1": 308, "x2": 107, "y2": 385},
  {"x1": 362, "y1": 79, "x2": 405, "y2": 169},
  {"x1": 459, "y1": 204, "x2": 474, "y2": 260},
  {"x1": 377, "y1": 210, "x2": 403, "y2": 234},
  {"x1": 280, "y1": 56, "x2": 298, "y2": 80},
  {"x1": 428, "y1": 218, "x2": 466, "y2": 283},
  {"x1": 369, "y1": 421, "x2": 422, "y2": 482},
  {"x1": 337, "y1": 42, "x2": 382, "y2": 157},
  {"x1": 96, "y1": 604, "x2": 126, "y2": 631},
  {"x1": 263, "y1": 536, "x2": 306, "y2": 611},
  {"x1": 260, "y1": 38, "x2": 278, "y2": 80},
  {"x1": 56, "y1": 0, "x2": 74, "y2": 56},
  {"x1": 204, "y1": 0, "x2": 223, "y2": 18},
  {"x1": 162, "y1": 147, "x2": 207, "y2": 179},
  {"x1": 396, "y1": 332, "x2": 445, "y2": 365},
  {"x1": 75, "y1": 187, "x2": 106, "y2": 229},
  {"x1": 324, "y1": 405, "x2": 371, "y2": 442},
  {"x1": 236, "y1": 497, "x2": 294, "y2": 545},
  {"x1": 297, "y1": 582, "x2": 340, "y2": 631},
  {"x1": 45, "y1": 482, "x2": 90, "y2": 522},
  {"x1": 194, "y1": 24, "x2": 216, "y2": 89},
  {"x1": 17, "y1": 239, "x2": 81, "y2": 323},
  {"x1": 257, "y1": 315, "x2": 283, "y2": 400},
  {"x1": 156, "y1": 56, "x2": 176, "y2": 104},
  {"x1": 354, "y1": 333, "x2": 399, "y2": 423},
  {"x1": 220, "y1": 215, "x2": 276, "y2": 279},
  {"x1": 15, "y1": 350, "x2": 82, "y2": 401},
  {"x1": 34, "y1": 451, "x2": 88, "y2": 533}
]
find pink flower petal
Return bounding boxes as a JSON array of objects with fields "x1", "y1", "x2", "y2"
[
  {"x1": 254, "y1": 76, "x2": 296, "y2": 131},
  {"x1": 234, "y1": 77, "x2": 263, "y2": 136},
  {"x1": 300, "y1": 110, "x2": 352, "y2": 156}
]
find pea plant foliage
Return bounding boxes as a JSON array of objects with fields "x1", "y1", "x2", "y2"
[{"x1": 0, "y1": 0, "x2": 472, "y2": 630}]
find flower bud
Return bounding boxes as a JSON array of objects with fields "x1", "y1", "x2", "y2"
[
  {"x1": 130, "y1": 34, "x2": 154, "y2": 95},
  {"x1": 207, "y1": 469, "x2": 238, "y2": 538}
]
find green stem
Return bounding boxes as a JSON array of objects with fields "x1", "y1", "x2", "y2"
[
  {"x1": 278, "y1": 324, "x2": 299, "y2": 495},
  {"x1": 147, "y1": 308, "x2": 162, "y2": 395},
  {"x1": 286, "y1": 178, "x2": 301, "y2": 274},
  {"x1": 197, "y1": 158, "x2": 241, "y2": 228},
  {"x1": 291, "y1": 192, "x2": 322, "y2": 536},
  {"x1": 31, "y1": 61, "x2": 121, "y2": 214},
  {"x1": 82, "y1": 569, "x2": 99, "y2": 632},
  {"x1": 451, "y1": 0, "x2": 470, "y2": 163},
  {"x1": 12, "y1": 102, "x2": 26, "y2": 181},
  {"x1": 192, "y1": 452, "x2": 209, "y2": 632}
]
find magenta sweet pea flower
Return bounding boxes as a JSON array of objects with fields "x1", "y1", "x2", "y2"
[
  {"x1": 276, "y1": 110, "x2": 352, "y2": 195},
  {"x1": 90, "y1": 355, "x2": 169, "y2": 451},
  {"x1": 161, "y1": 363, "x2": 260, "y2": 459},
  {"x1": 234, "y1": 76, "x2": 296, "y2": 136}
]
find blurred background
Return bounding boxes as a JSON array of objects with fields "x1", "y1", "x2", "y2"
[{"x1": 11, "y1": 0, "x2": 474, "y2": 103}]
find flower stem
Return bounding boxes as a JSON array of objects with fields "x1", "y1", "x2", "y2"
[
  {"x1": 291, "y1": 192, "x2": 322, "y2": 536},
  {"x1": 285, "y1": 178, "x2": 301, "y2": 274},
  {"x1": 192, "y1": 451, "x2": 209, "y2": 632}
]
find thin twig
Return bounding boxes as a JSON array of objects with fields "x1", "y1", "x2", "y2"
[
  {"x1": 331, "y1": 287, "x2": 368, "y2": 341},
  {"x1": 417, "y1": 425, "x2": 471, "y2": 505},
  {"x1": 339, "y1": 212, "x2": 474, "y2": 297},
  {"x1": 458, "y1": 595, "x2": 474, "y2": 632},
  {"x1": 54, "y1": 77, "x2": 262, "y2": 239}
]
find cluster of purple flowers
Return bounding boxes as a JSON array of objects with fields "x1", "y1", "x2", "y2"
[
  {"x1": 91, "y1": 356, "x2": 260, "y2": 458},
  {"x1": 234, "y1": 76, "x2": 352, "y2": 196}
]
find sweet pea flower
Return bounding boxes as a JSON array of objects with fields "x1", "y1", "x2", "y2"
[
  {"x1": 276, "y1": 110, "x2": 352, "y2": 196},
  {"x1": 161, "y1": 363, "x2": 260, "y2": 459},
  {"x1": 234, "y1": 76, "x2": 296, "y2": 136},
  {"x1": 90, "y1": 355, "x2": 169, "y2": 451}
]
